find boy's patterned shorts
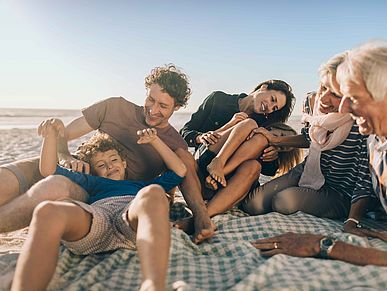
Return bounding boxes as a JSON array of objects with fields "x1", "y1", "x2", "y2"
[{"x1": 62, "y1": 196, "x2": 137, "y2": 255}]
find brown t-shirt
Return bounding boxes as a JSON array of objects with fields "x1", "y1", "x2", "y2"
[{"x1": 82, "y1": 97, "x2": 187, "y2": 180}]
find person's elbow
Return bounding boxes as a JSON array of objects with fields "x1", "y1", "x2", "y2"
[
  {"x1": 39, "y1": 165, "x2": 56, "y2": 177},
  {"x1": 176, "y1": 163, "x2": 187, "y2": 178}
]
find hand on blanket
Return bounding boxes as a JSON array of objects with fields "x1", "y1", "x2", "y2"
[
  {"x1": 344, "y1": 222, "x2": 387, "y2": 242},
  {"x1": 252, "y1": 232, "x2": 323, "y2": 257}
]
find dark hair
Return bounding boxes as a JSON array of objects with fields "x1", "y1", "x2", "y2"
[
  {"x1": 145, "y1": 64, "x2": 191, "y2": 107},
  {"x1": 252, "y1": 79, "x2": 296, "y2": 124}
]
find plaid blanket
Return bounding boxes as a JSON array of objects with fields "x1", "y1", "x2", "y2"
[{"x1": 1, "y1": 203, "x2": 387, "y2": 290}]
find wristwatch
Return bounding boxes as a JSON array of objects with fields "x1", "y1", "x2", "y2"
[{"x1": 319, "y1": 236, "x2": 337, "y2": 259}]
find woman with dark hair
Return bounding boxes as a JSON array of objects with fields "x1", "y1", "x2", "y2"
[{"x1": 179, "y1": 80, "x2": 296, "y2": 217}]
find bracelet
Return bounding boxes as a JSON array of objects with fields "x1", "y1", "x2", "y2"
[{"x1": 344, "y1": 218, "x2": 362, "y2": 228}]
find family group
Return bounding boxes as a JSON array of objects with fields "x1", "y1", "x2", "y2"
[{"x1": 1, "y1": 40, "x2": 386, "y2": 291}]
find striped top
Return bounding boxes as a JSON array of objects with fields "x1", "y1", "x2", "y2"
[{"x1": 301, "y1": 96, "x2": 374, "y2": 203}]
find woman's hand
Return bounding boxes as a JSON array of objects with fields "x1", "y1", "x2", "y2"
[
  {"x1": 252, "y1": 232, "x2": 323, "y2": 257},
  {"x1": 196, "y1": 131, "x2": 221, "y2": 146},
  {"x1": 230, "y1": 112, "x2": 249, "y2": 125},
  {"x1": 261, "y1": 146, "x2": 279, "y2": 162},
  {"x1": 137, "y1": 128, "x2": 158, "y2": 144}
]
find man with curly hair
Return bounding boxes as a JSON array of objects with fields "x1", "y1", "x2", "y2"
[{"x1": 0, "y1": 64, "x2": 215, "y2": 244}]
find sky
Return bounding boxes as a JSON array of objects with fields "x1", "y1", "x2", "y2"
[{"x1": 0, "y1": 0, "x2": 386, "y2": 115}]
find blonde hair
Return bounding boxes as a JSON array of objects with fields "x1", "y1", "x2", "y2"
[
  {"x1": 318, "y1": 51, "x2": 349, "y2": 95},
  {"x1": 267, "y1": 122, "x2": 304, "y2": 176},
  {"x1": 338, "y1": 40, "x2": 387, "y2": 102}
]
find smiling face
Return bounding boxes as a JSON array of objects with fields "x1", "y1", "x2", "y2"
[
  {"x1": 252, "y1": 85, "x2": 287, "y2": 115},
  {"x1": 338, "y1": 71, "x2": 387, "y2": 136},
  {"x1": 90, "y1": 149, "x2": 127, "y2": 180},
  {"x1": 316, "y1": 74, "x2": 342, "y2": 114},
  {"x1": 144, "y1": 83, "x2": 179, "y2": 128}
]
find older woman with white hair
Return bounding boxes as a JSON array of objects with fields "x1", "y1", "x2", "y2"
[{"x1": 252, "y1": 40, "x2": 387, "y2": 266}]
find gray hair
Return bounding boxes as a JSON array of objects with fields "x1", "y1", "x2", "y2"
[{"x1": 341, "y1": 40, "x2": 387, "y2": 101}]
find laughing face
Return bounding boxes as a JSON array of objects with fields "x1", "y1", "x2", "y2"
[
  {"x1": 144, "y1": 84, "x2": 179, "y2": 128},
  {"x1": 316, "y1": 74, "x2": 342, "y2": 114},
  {"x1": 252, "y1": 85, "x2": 286, "y2": 115},
  {"x1": 338, "y1": 72, "x2": 387, "y2": 136},
  {"x1": 91, "y1": 149, "x2": 127, "y2": 180}
]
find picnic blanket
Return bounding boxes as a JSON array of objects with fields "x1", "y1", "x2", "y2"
[{"x1": 1, "y1": 203, "x2": 386, "y2": 290}]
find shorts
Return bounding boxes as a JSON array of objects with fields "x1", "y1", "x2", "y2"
[
  {"x1": 195, "y1": 145, "x2": 216, "y2": 173},
  {"x1": 62, "y1": 196, "x2": 137, "y2": 255},
  {"x1": 0, "y1": 156, "x2": 43, "y2": 194}
]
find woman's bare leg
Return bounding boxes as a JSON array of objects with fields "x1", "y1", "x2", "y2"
[
  {"x1": 127, "y1": 185, "x2": 170, "y2": 291},
  {"x1": 207, "y1": 119, "x2": 257, "y2": 187},
  {"x1": 206, "y1": 160, "x2": 261, "y2": 217},
  {"x1": 223, "y1": 133, "x2": 268, "y2": 175},
  {"x1": 11, "y1": 201, "x2": 91, "y2": 291}
]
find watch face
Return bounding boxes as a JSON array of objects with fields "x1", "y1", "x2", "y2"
[{"x1": 322, "y1": 238, "x2": 334, "y2": 247}]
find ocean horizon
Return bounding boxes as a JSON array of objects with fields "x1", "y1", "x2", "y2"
[{"x1": 0, "y1": 107, "x2": 303, "y2": 133}]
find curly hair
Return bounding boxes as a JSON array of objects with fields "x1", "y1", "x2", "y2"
[
  {"x1": 251, "y1": 79, "x2": 296, "y2": 124},
  {"x1": 145, "y1": 64, "x2": 191, "y2": 107},
  {"x1": 75, "y1": 132, "x2": 125, "y2": 166}
]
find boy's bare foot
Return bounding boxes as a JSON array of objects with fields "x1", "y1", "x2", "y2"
[
  {"x1": 205, "y1": 175, "x2": 218, "y2": 190},
  {"x1": 140, "y1": 279, "x2": 163, "y2": 291},
  {"x1": 173, "y1": 215, "x2": 216, "y2": 244},
  {"x1": 206, "y1": 157, "x2": 226, "y2": 187}
]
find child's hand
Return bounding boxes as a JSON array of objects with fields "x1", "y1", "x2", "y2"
[
  {"x1": 137, "y1": 128, "x2": 158, "y2": 144},
  {"x1": 38, "y1": 118, "x2": 65, "y2": 138}
]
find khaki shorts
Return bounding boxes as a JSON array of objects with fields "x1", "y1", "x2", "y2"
[
  {"x1": 62, "y1": 196, "x2": 137, "y2": 255},
  {"x1": 0, "y1": 156, "x2": 43, "y2": 194}
]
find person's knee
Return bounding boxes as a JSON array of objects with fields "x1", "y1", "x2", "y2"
[
  {"x1": 249, "y1": 133, "x2": 269, "y2": 148},
  {"x1": 238, "y1": 160, "x2": 262, "y2": 180},
  {"x1": 33, "y1": 201, "x2": 66, "y2": 227},
  {"x1": 135, "y1": 185, "x2": 169, "y2": 213},
  {"x1": 272, "y1": 188, "x2": 300, "y2": 215},
  {"x1": 238, "y1": 118, "x2": 258, "y2": 131},
  {"x1": 29, "y1": 175, "x2": 86, "y2": 201}
]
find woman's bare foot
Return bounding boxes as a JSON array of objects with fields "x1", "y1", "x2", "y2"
[
  {"x1": 205, "y1": 175, "x2": 218, "y2": 190},
  {"x1": 207, "y1": 157, "x2": 226, "y2": 187}
]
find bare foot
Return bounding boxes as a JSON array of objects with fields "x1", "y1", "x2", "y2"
[
  {"x1": 193, "y1": 214, "x2": 216, "y2": 244},
  {"x1": 140, "y1": 279, "x2": 163, "y2": 291},
  {"x1": 207, "y1": 157, "x2": 226, "y2": 187},
  {"x1": 205, "y1": 175, "x2": 218, "y2": 190},
  {"x1": 173, "y1": 215, "x2": 216, "y2": 244}
]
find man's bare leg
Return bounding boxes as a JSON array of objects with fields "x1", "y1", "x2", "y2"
[
  {"x1": 11, "y1": 201, "x2": 92, "y2": 291},
  {"x1": 206, "y1": 160, "x2": 261, "y2": 217},
  {"x1": 127, "y1": 185, "x2": 171, "y2": 291},
  {"x1": 207, "y1": 119, "x2": 258, "y2": 187},
  {"x1": 0, "y1": 175, "x2": 87, "y2": 233},
  {"x1": 174, "y1": 149, "x2": 215, "y2": 244}
]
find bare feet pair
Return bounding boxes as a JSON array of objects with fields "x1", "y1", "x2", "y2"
[
  {"x1": 173, "y1": 215, "x2": 216, "y2": 244},
  {"x1": 206, "y1": 157, "x2": 227, "y2": 190}
]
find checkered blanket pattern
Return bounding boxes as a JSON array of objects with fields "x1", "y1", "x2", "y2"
[{"x1": 43, "y1": 203, "x2": 387, "y2": 290}]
